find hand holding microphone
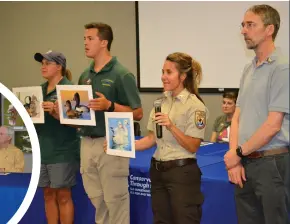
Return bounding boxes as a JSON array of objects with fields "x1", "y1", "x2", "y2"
[
  {"x1": 154, "y1": 100, "x2": 173, "y2": 138},
  {"x1": 154, "y1": 100, "x2": 162, "y2": 138}
]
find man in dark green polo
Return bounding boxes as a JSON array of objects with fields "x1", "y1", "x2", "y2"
[{"x1": 79, "y1": 22, "x2": 143, "y2": 224}]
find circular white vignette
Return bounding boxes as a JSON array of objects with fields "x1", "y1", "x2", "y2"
[{"x1": 0, "y1": 83, "x2": 41, "y2": 224}]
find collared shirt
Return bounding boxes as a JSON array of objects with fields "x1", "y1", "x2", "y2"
[
  {"x1": 0, "y1": 144, "x2": 24, "y2": 173},
  {"x1": 147, "y1": 88, "x2": 209, "y2": 161},
  {"x1": 237, "y1": 48, "x2": 289, "y2": 151},
  {"x1": 78, "y1": 56, "x2": 142, "y2": 137},
  {"x1": 213, "y1": 114, "x2": 231, "y2": 142},
  {"x1": 34, "y1": 77, "x2": 80, "y2": 164}
]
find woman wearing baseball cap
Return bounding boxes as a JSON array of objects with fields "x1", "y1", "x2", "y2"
[{"x1": 34, "y1": 50, "x2": 80, "y2": 224}]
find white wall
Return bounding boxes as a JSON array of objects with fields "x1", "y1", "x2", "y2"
[
  {"x1": 1, "y1": 1, "x2": 277, "y2": 148},
  {"x1": 138, "y1": 1, "x2": 289, "y2": 89}
]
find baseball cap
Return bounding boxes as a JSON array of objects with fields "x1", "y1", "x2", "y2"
[{"x1": 34, "y1": 50, "x2": 66, "y2": 68}]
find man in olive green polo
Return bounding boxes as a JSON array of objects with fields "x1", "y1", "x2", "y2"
[{"x1": 79, "y1": 22, "x2": 143, "y2": 224}]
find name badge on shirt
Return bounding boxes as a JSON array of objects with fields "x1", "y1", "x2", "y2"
[
  {"x1": 49, "y1": 95, "x2": 58, "y2": 102},
  {"x1": 86, "y1": 79, "x2": 91, "y2": 85}
]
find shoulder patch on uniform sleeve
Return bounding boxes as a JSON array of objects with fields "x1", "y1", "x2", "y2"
[{"x1": 195, "y1": 110, "x2": 206, "y2": 129}]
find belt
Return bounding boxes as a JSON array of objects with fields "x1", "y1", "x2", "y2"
[
  {"x1": 151, "y1": 158, "x2": 196, "y2": 172},
  {"x1": 247, "y1": 147, "x2": 289, "y2": 159}
]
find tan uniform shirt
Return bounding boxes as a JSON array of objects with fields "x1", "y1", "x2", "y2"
[
  {"x1": 147, "y1": 89, "x2": 209, "y2": 161},
  {"x1": 0, "y1": 144, "x2": 24, "y2": 173}
]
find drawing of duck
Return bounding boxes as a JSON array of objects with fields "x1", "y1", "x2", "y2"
[
  {"x1": 73, "y1": 92, "x2": 90, "y2": 116},
  {"x1": 64, "y1": 100, "x2": 79, "y2": 119}
]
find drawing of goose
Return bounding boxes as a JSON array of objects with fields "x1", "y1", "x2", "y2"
[{"x1": 111, "y1": 120, "x2": 129, "y2": 150}]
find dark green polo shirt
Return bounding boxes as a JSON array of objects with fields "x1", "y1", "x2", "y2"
[
  {"x1": 34, "y1": 77, "x2": 80, "y2": 164},
  {"x1": 213, "y1": 115, "x2": 231, "y2": 133},
  {"x1": 78, "y1": 56, "x2": 142, "y2": 137}
]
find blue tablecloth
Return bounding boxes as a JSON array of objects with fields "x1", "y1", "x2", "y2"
[
  {"x1": 0, "y1": 142, "x2": 237, "y2": 224},
  {"x1": 0, "y1": 173, "x2": 31, "y2": 224}
]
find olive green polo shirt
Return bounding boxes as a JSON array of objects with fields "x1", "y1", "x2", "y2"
[
  {"x1": 78, "y1": 56, "x2": 142, "y2": 137},
  {"x1": 34, "y1": 77, "x2": 80, "y2": 164},
  {"x1": 213, "y1": 114, "x2": 231, "y2": 142}
]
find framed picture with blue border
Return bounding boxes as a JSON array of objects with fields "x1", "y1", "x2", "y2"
[{"x1": 105, "y1": 112, "x2": 135, "y2": 158}]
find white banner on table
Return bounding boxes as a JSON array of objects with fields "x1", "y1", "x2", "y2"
[
  {"x1": 105, "y1": 112, "x2": 135, "y2": 158},
  {"x1": 56, "y1": 85, "x2": 96, "y2": 126},
  {"x1": 0, "y1": 173, "x2": 10, "y2": 175},
  {"x1": 12, "y1": 86, "x2": 44, "y2": 123},
  {"x1": 200, "y1": 142, "x2": 214, "y2": 147}
]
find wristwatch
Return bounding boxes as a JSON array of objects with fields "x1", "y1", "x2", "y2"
[
  {"x1": 107, "y1": 101, "x2": 115, "y2": 112},
  {"x1": 236, "y1": 146, "x2": 245, "y2": 158}
]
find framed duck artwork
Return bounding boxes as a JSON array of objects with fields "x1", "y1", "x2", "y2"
[{"x1": 56, "y1": 85, "x2": 96, "y2": 126}]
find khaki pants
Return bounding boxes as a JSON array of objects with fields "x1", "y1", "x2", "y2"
[{"x1": 80, "y1": 137, "x2": 130, "y2": 224}]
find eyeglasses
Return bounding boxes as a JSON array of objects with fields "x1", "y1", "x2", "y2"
[
  {"x1": 41, "y1": 61, "x2": 57, "y2": 67},
  {"x1": 240, "y1": 22, "x2": 257, "y2": 30}
]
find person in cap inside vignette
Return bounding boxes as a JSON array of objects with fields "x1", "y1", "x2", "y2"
[{"x1": 33, "y1": 50, "x2": 80, "y2": 224}]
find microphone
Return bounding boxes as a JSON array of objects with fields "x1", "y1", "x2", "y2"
[{"x1": 153, "y1": 99, "x2": 163, "y2": 139}]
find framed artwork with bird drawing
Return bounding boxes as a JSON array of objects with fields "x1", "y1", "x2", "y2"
[
  {"x1": 56, "y1": 85, "x2": 96, "y2": 126},
  {"x1": 12, "y1": 86, "x2": 44, "y2": 123},
  {"x1": 105, "y1": 112, "x2": 135, "y2": 158}
]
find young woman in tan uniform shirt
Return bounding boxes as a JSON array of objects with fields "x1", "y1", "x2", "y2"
[{"x1": 135, "y1": 52, "x2": 209, "y2": 224}]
